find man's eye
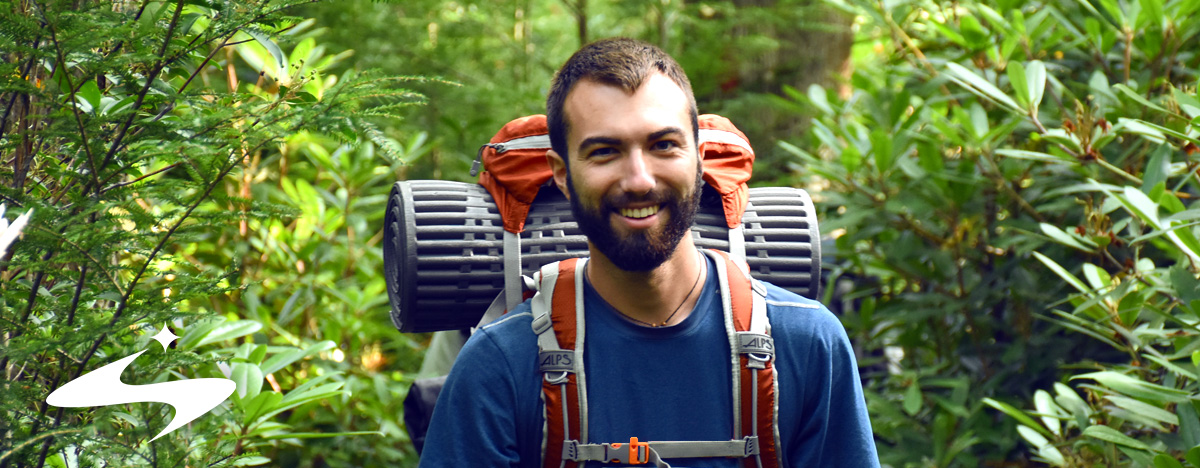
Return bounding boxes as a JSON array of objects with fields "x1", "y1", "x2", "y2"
[
  {"x1": 652, "y1": 140, "x2": 679, "y2": 151},
  {"x1": 589, "y1": 147, "x2": 617, "y2": 157}
]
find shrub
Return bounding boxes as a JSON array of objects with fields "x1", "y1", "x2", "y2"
[
  {"x1": 781, "y1": 0, "x2": 1200, "y2": 465},
  {"x1": 0, "y1": 1, "x2": 419, "y2": 466}
]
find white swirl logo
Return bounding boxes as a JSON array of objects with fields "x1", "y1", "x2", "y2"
[{"x1": 46, "y1": 325, "x2": 236, "y2": 441}]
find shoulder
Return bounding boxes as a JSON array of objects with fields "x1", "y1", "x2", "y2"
[
  {"x1": 462, "y1": 301, "x2": 538, "y2": 363},
  {"x1": 758, "y1": 281, "x2": 848, "y2": 344}
]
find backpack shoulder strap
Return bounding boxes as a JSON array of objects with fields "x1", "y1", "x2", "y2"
[
  {"x1": 706, "y1": 249, "x2": 781, "y2": 468},
  {"x1": 531, "y1": 258, "x2": 587, "y2": 468}
]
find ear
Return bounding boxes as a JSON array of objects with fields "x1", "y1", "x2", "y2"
[{"x1": 546, "y1": 148, "x2": 570, "y2": 199}]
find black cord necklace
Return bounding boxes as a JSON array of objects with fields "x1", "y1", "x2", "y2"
[{"x1": 607, "y1": 251, "x2": 705, "y2": 328}]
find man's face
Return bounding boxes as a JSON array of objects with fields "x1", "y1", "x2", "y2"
[{"x1": 550, "y1": 73, "x2": 703, "y2": 272}]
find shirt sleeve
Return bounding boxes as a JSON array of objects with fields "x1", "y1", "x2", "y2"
[
  {"x1": 418, "y1": 328, "x2": 523, "y2": 468},
  {"x1": 771, "y1": 296, "x2": 881, "y2": 467}
]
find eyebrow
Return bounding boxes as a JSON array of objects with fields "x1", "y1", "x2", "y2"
[
  {"x1": 575, "y1": 127, "x2": 687, "y2": 155},
  {"x1": 648, "y1": 127, "x2": 685, "y2": 142},
  {"x1": 577, "y1": 136, "x2": 622, "y2": 154}
]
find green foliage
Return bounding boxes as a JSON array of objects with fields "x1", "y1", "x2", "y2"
[
  {"x1": 782, "y1": 0, "x2": 1200, "y2": 465},
  {"x1": 0, "y1": 1, "x2": 419, "y2": 466}
]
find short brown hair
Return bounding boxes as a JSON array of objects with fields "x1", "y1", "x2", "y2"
[{"x1": 546, "y1": 37, "x2": 698, "y2": 161}]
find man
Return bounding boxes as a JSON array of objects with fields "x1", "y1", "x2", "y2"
[{"x1": 419, "y1": 38, "x2": 878, "y2": 467}]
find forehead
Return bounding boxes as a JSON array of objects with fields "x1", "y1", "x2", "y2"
[{"x1": 562, "y1": 73, "x2": 692, "y2": 150}]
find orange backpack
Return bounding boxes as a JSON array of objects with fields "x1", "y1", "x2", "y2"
[{"x1": 473, "y1": 115, "x2": 781, "y2": 467}]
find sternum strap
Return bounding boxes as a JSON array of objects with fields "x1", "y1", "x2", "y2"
[{"x1": 565, "y1": 437, "x2": 761, "y2": 461}]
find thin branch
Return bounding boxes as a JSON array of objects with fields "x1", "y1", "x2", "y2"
[
  {"x1": 31, "y1": 0, "x2": 104, "y2": 194},
  {"x1": 0, "y1": 36, "x2": 42, "y2": 143},
  {"x1": 99, "y1": 163, "x2": 181, "y2": 195},
  {"x1": 95, "y1": 0, "x2": 188, "y2": 179}
]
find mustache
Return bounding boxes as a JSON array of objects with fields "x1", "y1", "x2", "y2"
[{"x1": 602, "y1": 190, "x2": 672, "y2": 209}]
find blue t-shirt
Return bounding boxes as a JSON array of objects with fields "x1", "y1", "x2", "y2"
[{"x1": 419, "y1": 254, "x2": 879, "y2": 467}]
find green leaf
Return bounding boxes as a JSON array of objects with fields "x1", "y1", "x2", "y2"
[
  {"x1": 75, "y1": 80, "x2": 102, "y2": 113},
  {"x1": 904, "y1": 382, "x2": 922, "y2": 416},
  {"x1": 1142, "y1": 354, "x2": 1198, "y2": 381},
  {"x1": 260, "y1": 340, "x2": 335, "y2": 375},
  {"x1": 1140, "y1": 0, "x2": 1166, "y2": 29},
  {"x1": 1115, "y1": 84, "x2": 1169, "y2": 112},
  {"x1": 1105, "y1": 395, "x2": 1179, "y2": 426},
  {"x1": 1081, "y1": 263, "x2": 1111, "y2": 291},
  {"x1": 995, "y1": 149, "x2": 1078, "y2": 165},
  {"x1": 1034, "y1": 390, "x2": 1063, "y2": 436},
  {"x1": 1026, "y1": 61, "x2": 1047, "y2": 111},
  {"x1": 807, "y1": 84, "x2": 833, "y2": 115},
  {"x1": 246, "y1": 29, "x2": 287, "y2": 76},
  {"x1": 1039, "y1": 444, "x2": 1067, "y2": 467},
  {"x1": 1017, "y1": 424, "x2": 1049, "y2": 449},
  {"x1": 231, "y1": 362, "x2": 264, "y2": 400},
  {"x1": 1007, "y1": 62, "x2": 1030, "y2": 109},
  {"x1": 1082, "y1": 425, "x2": 1149, "y2": 450},
  {"x1": 178, "y1": 318, "x2": 225, "y2": 349},
  {"x1": 1144, "y1": 147, "x2": 1172, "y2": 193},
  {"x1": 1156, "y1": 453, "x2": 1186, "y2": 468},
  {"x1": 243, "y1": 391, "x2": 283, "y2": 426},
  {"x1": 959, "y1": 14, "x2": 991, "y2": 49},
  {"x1": 840, "y1": 144, "x2": 862, "y2": 173},
  {"x1": 231, "y1": 456, "x2": 271, "y2": 467},
  {"x1": 1041, "y1": 223, "x2": 1099, "y2": 253},
  {"x1": 1173, "y1": 87, "x2": 1200, "y2": 119},
  {"x1": 1186, "y1": 445, "x2": 1200, "y2": 467},
  {"x1": 1179, "y1": 401, "x2": 1200, "y2": 448},
  {"x1": 945, "y1": 62, "x2": 1023, "y2": 111},
  {"x1": 1122, "y1": 186, "x2": 1162, "y2": 227},
  {"x1": 250, "y1": 344, "x2": 268, "y2": 365},
  {"x1": 870, "y1": 128, "x2": 895, "y2": 172},
  {"x1": 984, "y1": 398, "x2": 1053, "y2": 437},
  {"x1": 1073, "y1": 371, "x2": 1192, "y2": 403},
  {"x1": 1032, "y1": 251, "x2": 1090, "y2": 294},
  {"x1": 1054, "y1": 382, "x2": 1091, "y2": 429},
  {"x1": 194, "y1": 320, "x2": 263, "y2": 348},
  {"x1": 1095, "y1": 0, "x2": 1128, "y2": 28}
]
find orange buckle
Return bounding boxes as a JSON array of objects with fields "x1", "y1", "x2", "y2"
[{"x1": 608, "y1": 437, "x2": 650, "y2": 464}]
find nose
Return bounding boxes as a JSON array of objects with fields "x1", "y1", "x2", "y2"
[{"x1": 619, "y1": 148, "x2": 655, "y2": 195}]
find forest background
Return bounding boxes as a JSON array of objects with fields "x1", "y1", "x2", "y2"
[{"x1": 2, "y1": 0, "x2": 1200, "y2": 467}]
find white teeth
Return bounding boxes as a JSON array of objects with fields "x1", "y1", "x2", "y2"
[{"x1": 620, "y1": 206, "x2": 659, "y2": 219}]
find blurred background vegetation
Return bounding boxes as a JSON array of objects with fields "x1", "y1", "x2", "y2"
[{"x1": 2, "y1": 0, "x2": 1200, "y2": 467}]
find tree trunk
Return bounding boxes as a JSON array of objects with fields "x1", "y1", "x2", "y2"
[{"x1": 683, "y1": 0, "x2": 854, "y2": 174}]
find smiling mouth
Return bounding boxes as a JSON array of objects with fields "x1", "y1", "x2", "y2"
[{"x1": 619, "y1": 205, "x2": 660, "y2": 219}]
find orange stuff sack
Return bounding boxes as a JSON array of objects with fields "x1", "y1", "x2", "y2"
[{"x1": 475, "y1": 114, "x2": 754, "y2": 233}]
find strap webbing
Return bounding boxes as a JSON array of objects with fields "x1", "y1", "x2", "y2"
[
  {"x1": 566, "y1": 437, "x2": 760, "y2": 462},
  {"x1": 503, "y1": 230, "x2": 523, "y2": 310},
  {"x1": 728, "y1": 223, "x2": 746, "y2": 262}
]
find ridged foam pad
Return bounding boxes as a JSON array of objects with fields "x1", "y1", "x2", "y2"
[{"x1": 384, "y1": 180, "x2": 820, "y2": 332}]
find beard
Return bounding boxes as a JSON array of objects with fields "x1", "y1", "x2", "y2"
[{"x1": 567, "y1": 162, "x2": 704, "y2": 272}]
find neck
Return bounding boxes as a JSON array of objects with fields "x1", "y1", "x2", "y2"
[{"x1": 585, "y1": 234, "x2": 706, "y2": 327}]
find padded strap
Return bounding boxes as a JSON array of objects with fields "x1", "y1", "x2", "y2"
[
  {"x1": 534, "y1": 258, "x2": 587, "y2": 468},
  {"x1": 704, "y1": 249, "x2": 781, "y2": 468}
]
